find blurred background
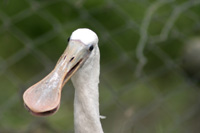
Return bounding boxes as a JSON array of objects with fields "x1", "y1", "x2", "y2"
[{"x1": 0, "y1": 0, "x2": 200, "y2": 132}]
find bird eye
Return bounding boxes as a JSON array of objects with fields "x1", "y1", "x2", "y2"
[
  {"x1": 89, "y1": 45, "x2": 94, "y2": 52},
  {"x1": 67, "y1": 36, "x2": 71, "y2": 42}
]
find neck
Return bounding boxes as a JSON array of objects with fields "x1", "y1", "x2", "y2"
[{"x1": 71, "y1": 47, "x2": 103, "y2": 133}]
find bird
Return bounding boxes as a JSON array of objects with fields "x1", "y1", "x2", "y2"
[{"x1": 23, "y1": 28, "x2": 104, "y2": 133}]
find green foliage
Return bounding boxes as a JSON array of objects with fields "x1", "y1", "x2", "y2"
[{"x1": 0, "y1": 0, "x2": 200, "y2": 133}]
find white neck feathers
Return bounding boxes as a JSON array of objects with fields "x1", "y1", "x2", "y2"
[{"x1": 71, "y1": 47, "x2": 103, "y2": 133}]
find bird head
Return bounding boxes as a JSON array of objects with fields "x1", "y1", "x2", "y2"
[{"x1": 23, "y1": 28, "x2": 99, "y2": 116}]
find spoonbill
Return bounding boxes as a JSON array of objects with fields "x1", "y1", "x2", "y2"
[{"x1": 23, "y1": 28, "x2": 104, "y2": 133}]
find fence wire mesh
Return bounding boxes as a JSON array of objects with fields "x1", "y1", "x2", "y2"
[{"x1": 0, "y1": 0, "x2": 200, "y2": 133}]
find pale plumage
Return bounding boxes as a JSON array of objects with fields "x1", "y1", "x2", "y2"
[
  {"x1": 71, "y1": 29, "x2": 103, "y2": 133},
  {"x1": 23, "y1": 28, "x2": 104, "y2": 133}
]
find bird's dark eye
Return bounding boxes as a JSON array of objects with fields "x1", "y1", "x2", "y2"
[
  {"x1": 67, "y1": 36, "x2": 71, "y2": 42},
  {"x1": 89, "y1": 45, "x2": 94, "y2": 52}
]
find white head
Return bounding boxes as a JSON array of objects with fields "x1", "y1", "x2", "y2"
[
  {"x1": 70, "y1": 28, "x2": 98, "y2": 45},
  {"x1": 23, "y1": 28, "x2": 99, "y2": 116},
  {"x1": 67, "y1": 28, "x2": 99, "y2": 70}
]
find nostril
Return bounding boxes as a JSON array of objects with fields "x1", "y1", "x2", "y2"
[{"x1": 69, "y1": 57, "x2": 74, "y2": 62}]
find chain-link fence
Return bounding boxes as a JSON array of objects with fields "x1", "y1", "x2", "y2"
[{"x1": 0, "y1": 0, "x2": 200, "y2": 133}]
